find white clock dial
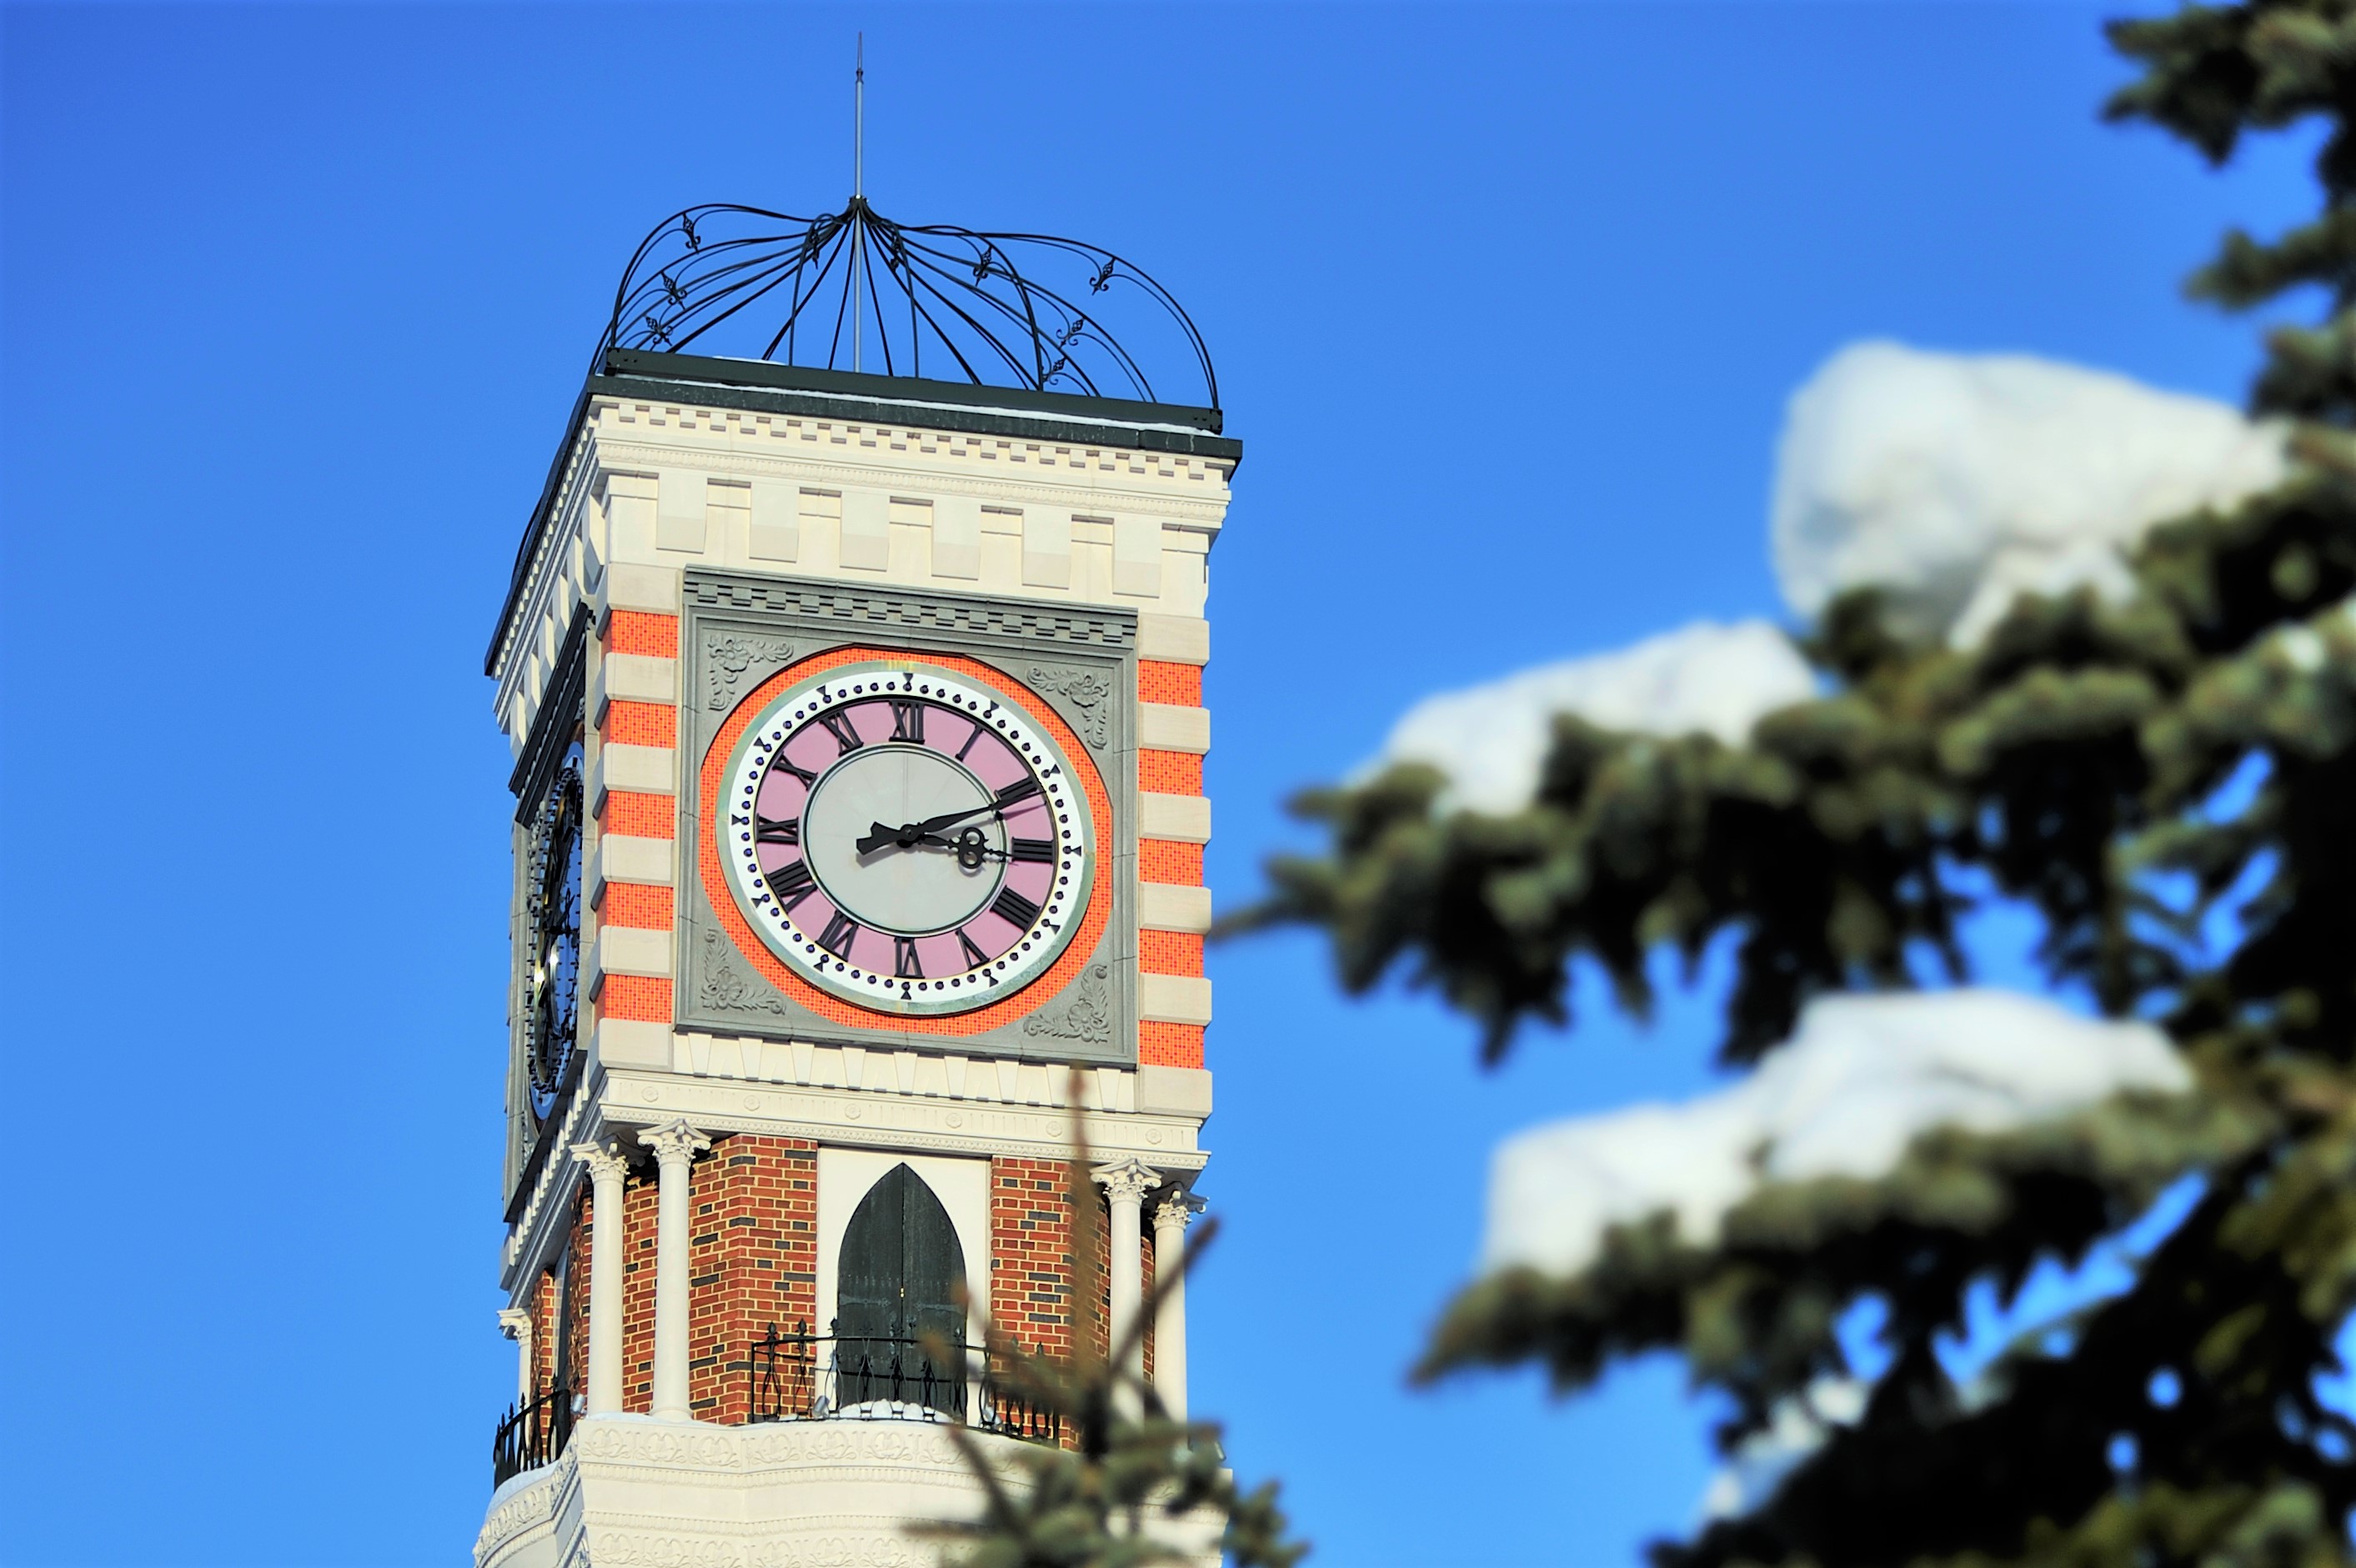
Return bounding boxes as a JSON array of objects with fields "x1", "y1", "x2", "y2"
[{"x1": 718, "y1": 661, "x2": 1095, "y2": 1015}]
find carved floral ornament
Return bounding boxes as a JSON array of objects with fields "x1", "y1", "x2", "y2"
[
  {"x1": 1091, "y1": 1155, "x2": 1162, "y2": 1204},
  {"x1": 643, "y1": 1117, "x2": 712, "y2": 1166},
  {"x1": 569, "y1": 1141, "x2": 630, "y2": 1185},
  {"x1": 1155, "y1": 1187, "x2": 1206, "y2": 1230}
]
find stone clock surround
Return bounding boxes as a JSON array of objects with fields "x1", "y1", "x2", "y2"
[{"x1": 674, "y1": 571, "x2": 1140, "y2": 1064}]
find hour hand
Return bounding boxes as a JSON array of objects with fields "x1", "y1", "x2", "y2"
[{"x1": 857, "y1": 821, "x2": 910, "y2": 854}]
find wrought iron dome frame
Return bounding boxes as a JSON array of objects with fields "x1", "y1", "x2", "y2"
[{"x1": 599, "y1": 199, "x2": 1219, "y2": 414}]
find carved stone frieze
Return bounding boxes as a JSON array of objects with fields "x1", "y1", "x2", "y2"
[
  {"x1": 704, "y1": 634, "x2": 796, "y2": 711},
  {"x1": 1020, "y1": 962, "x2": 1114, "y2": 1045},
  {"x1": 1024, "y1": 665, "x2": 1113, "y2": 749},
  {"x1": 699, "y1": 926, "x2": 793, "y2": 1017}
]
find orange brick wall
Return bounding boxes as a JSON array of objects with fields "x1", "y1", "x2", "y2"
[
  {"x1": 1139, "y1": 750, "x2": 1203, "y2": 795},
  {"x1": 604, "y1": 700, "x2": 677, "y2": 748},
  {"x1": 598, "y1": 972, "x2": 671, "y2": 1023},
  {"x1": 601, "y1": 883, "x2": 674, "y2": 930},
  {"x1": 1139, "y1": 930, "x2": 1202, "y2": 977},
  {"x1": 600, "y1": 790, "x2": 674, "y2": 839},
  {"x1": 1139, "y1": 839, "x2": 1204, "y2": 885},
  {"x1": 1137, "y1": 661, "x2": 1203, "y2": 707},
  {"x1": 1140, "y1": 1022, "x2": 1206, "y2": 1068},
  {"x1": 688, "y1": 1135, "x2": 819, "y2": 1423},
  {"x1": 606, "y1": 610, "x2": 679, "y2": 658}
]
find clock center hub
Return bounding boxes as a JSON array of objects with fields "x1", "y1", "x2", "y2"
[{"x1": 802, "y1": 745, "x2": 1005, "y2": 935}]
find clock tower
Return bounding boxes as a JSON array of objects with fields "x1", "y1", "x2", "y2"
[{"x1": 475, "y1": 200, "x2": 1231, "y2": 1568}]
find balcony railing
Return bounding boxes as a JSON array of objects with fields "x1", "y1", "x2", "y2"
[
  {"x1": 749, "y1": 1321, "x2": 1062, "y2": 1445},
  {"x1": 492, "y1": 1384, "x2": 575, "y2": 1486}
]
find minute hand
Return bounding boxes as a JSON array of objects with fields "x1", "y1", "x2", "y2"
[{"x1": 911, "y1": 781, "x2": 1038, "y2": 839}]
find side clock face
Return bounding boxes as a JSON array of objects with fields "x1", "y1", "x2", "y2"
[
  {"x1": 526, "y1": 744, "x2": 585, "y2": 1119},
  {"x1": 719, "y1": 662, "x2": 1094, "y2": 1014}
]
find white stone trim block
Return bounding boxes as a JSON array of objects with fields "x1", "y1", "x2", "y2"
[
  {"x1": 603, "y1": 562, "x2": 681, "y2": 615},
  {"x1": 1022, "y1": 509, "x2": 1071, "y2": 588},
  {"x1": 933, "y1": 493, "x2": 982, "y2": 579},
  {"x1": 594, "y1": 1018, "x2": 673, "y2": 1071},
  {"x1": 594, "y1": 926, "x2": 673, "y2": 979},
  {"x1": 1137, "y1": 613, "x2": 1209, "y2": 665},
  {"x1": 1136, "y1": 1065, "x2": 1213, "y2": 1117},
  {"x1": 1113, "y1": 514, "x2": 1163, "y2": 598},
  {"x1": 1139, "y1": 793, "x2": 1211, "y2": 844},
  {"x1": 840, "y1": 488, "x2": 891, "y2": 570},
  {"x1": 1139, "y1": 703, "x2": 1211, "y2": 754},
  {"x1": 594, "y1": 834, "x2": 674, "y2": 899},
  {"x1": 1140, "y1": 974, "x2": 1212, "y2": 1026},
  {"x1": 600, "y1": 653, "x2": 676, "y2": 704},
  {"x1": 600, "y1": 744, "x2": 677, "y2": 795},
  {"x1": 749, "y1": 478, "x2": 799, "y2": 561},
  {"x1": 1139, "y1": 882, "x2": 1212, "y2": 934},
  {"x1": 656, "y1": 469, "x2": 706, "y2": 553}
]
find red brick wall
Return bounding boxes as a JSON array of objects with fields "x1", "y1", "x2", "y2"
[
  {"x1": 687, "y1": 1135, "x2": 819, "y2": 1424},
  {"x1": 621, "y1": 1165, "x2": 660, "y2": 1413},
  {"x1": 564, "y1": 1187, "x2": 593, "y2": 1396},
  {"x1": 992, "y1": 1157, "x2": 1081, "y2": 1360}
]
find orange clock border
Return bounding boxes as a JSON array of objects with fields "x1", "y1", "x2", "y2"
[{"x1": 693, "y1": 643, "x2": 1117, "y2": 1038}]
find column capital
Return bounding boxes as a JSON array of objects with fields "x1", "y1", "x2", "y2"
[
  {"x1": 497, "y1": 1306, "x2": 534, "y2": 1343},
  {"x1": 1153, "y1": 1188, "x2": 1205, "y2": 1232},
  {"x1": 570, "y1": 1140, "x2": 630, "y2": 1184},
  {"x1": 1091, "y1": 1156, "x2": 1161, "y2": 1205},
  {"x1": 643, "y1": 1118, "x2": 711, "y2": 1168}
]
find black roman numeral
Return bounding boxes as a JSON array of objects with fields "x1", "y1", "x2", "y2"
[
  {"x1": 889, "y1": 699, "x2": 925, "y2": 744},
  {"x1": 765, "y1": 859, "x2": 816, "y2": 912},
  {"x1": 994, "y1": 777, "x2": 1041, "y2": 810},
  {"x1": 818, "y1": 711, "x2": 864, "y2": 754},
  {"x1": 955, "y1": 721, "x2": 985, "y2": 762},
  {"x1": 817, "y1": 909, "x2": 860, "y2": 958},
  {"x1": 990, "y1": 886, "x2": 1042, "y2": 929},
  {"x1": 1008, "y1": 837, "x2": 1056, "y2": 864},
  {"x1": 774, "y1": 757, "x2": 818, "y2": 788},
  {"x1": 957, "y1": 928, "x2": 990, "y2": 969},
  {"x1": 755, "y1": 814, "x2": 800, "y2": 845},
  {"x1": 895, "y1": 937, "x2": 924, "y2": 978}
]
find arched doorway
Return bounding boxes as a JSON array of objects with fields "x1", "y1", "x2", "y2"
[{"x1": 833, "y1": 1162, "x2": 967, "y2": 1416}]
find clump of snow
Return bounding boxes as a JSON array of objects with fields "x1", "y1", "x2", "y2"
[
  {"x1": 1374, "y1": 620, "x2": 1817, "y2": 815},
  {"x1": 1699, "y1": 1376, "x2": 1867, "y2": 1522},
  {"x1": 1772, "y1": 341, "x2": 2290, "y2": 648},
  {"x1": 1481, "y1": 989, "x2": 2189, "y2": 1278}
]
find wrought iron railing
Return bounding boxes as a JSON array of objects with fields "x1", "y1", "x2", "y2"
[
  {"x1": 492, "y1": 1384, "x2": 575, "y2": 1486},
  {"x1": 749, "y1": 1321, "x2": 1063, "y2": 1445}
]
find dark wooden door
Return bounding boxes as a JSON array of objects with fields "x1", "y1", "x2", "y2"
[{"x1": 835, "y1": 1164, "x2": 966, "y2": 1413}]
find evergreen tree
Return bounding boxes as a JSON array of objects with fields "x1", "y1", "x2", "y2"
[
  {"x1": 1229, "y1": 6, "x2": 2356, "y2": 1562},
  {"x1": 930, "y1": 1106, "x2": 1305, "y2": 1568}
]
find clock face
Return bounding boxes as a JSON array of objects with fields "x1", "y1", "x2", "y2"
[
  {"x1": 526, "y1": 744, "x2": 584, "y2": 1120},
  {"x1": 718, "y1": 661, "x2": 1095, "y2": 1015}
]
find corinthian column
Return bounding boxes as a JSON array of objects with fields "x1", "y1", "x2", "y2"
[
  {"x1": 569, "y1": 1141, "x2": 632, "y2": 1415},
  {"x1": 644, "y1": 1119, "x2": 710, "y2": 1421},
  {"x1": 1092, "y1": 1156, "x2": 1160, "y2": 1415},
  {"x1": 1151, "y1": 1190, "x2": 1203, "y2": 1422}
]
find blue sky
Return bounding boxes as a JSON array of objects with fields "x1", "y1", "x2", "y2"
[{"x1": 0, "y1": 5, "x2": 2316, "y2": 1565}]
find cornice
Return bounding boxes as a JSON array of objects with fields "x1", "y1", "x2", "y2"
[
  {"x1": 597, "y1": 1071, "x2": 1208, "y2": 1174},
  {"x1": 587, "y1": 434, "x2": 1231, "y2": 529}
]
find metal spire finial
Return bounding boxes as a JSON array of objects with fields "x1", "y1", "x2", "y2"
[{"x1": 852, "y1": 33, "x2": 865, "y2": 372}]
